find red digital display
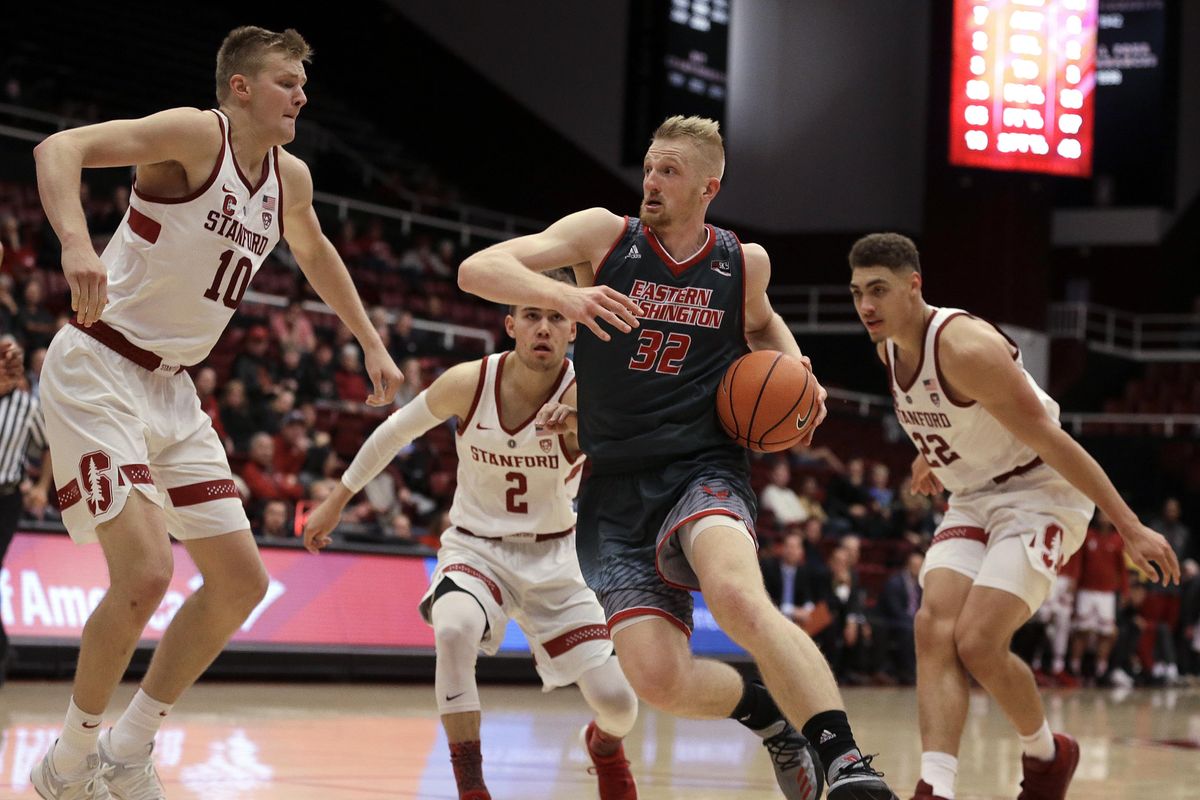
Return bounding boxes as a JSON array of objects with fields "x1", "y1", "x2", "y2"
[{"x1": 948, "y1": 0, "x2": 1098, "y2": 177}]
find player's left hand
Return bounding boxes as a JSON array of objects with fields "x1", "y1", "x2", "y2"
[
  {"x1": 363, "y1": 345, "x2": 403, "y2": 407},
  {"x1": 797, "y1": 356, "x2": 827, "y2": 446},
  {"x1": 1119, "y1": 521, "x2": 1181, "y2": 586},
  {"x1": 535, "y1": 401, "x2": 577, "y2": 434}
]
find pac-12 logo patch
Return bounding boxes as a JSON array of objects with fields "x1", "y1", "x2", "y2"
[
  {"x1": 539, "y1": 438, "x2": 553, "y2": 453},
  {"x1": 262, "y1": 212, "x2": 273, "y2": 229},
  {"x1": 79, "y1": 450, "x2": 114, "y2": 516}
]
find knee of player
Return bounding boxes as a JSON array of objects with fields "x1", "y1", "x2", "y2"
[
  {"x1": 914, "y1": 605, "x2": 954, "y2": 649},
  {"x1": 704, "y1": 581, "x2": 770, "y2": 640},
  {"x1": 113, "y1": 564, "x2": 174, "y2": 612},
  {"x1": 952, "y1": 624, "x2": 1000, "y2": 674},
  {"x1": 619, "y1": 651, "x2": 686, "y2": 709}
]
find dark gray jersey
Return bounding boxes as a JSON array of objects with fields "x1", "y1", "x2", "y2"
[{"x1": 574, "y1": 217, "x2": 749, "y2": 472}]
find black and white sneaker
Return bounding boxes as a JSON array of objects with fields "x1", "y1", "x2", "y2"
[
  {"x1": 826, "y1": 751, "x2": 899, "y2": 800},
  {"x1": 754, "y1": 720, "x2": 824, "y2": 800}
]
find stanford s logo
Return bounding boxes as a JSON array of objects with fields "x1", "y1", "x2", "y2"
[{"x1": 79, "y1": 450, "x2": 114, "y2": 516}]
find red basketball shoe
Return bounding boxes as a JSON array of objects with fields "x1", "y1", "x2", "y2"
[
  {"x1": 583, "y1": 721, "x2": 638, "y2": 800},
  {"x1": 1017, "y1": 733, "x2": 1079, "y2": 800}
]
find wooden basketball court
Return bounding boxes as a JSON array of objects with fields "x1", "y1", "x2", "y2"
[{"x1": 1, "y1": 681, "x2": 1196, "y2": 798}]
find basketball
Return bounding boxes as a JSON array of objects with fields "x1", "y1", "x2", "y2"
[{"x1": 717, "y1": 350, "x2": 820, "y2": 452}]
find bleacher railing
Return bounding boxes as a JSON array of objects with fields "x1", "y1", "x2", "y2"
[
  {"x1": 1049, "y1": 302, "x2": 1200, "y2": 361},
  {"x1": 771, "y1": 285, "x2": 864, "y2": 333}
]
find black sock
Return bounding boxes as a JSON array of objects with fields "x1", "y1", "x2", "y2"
[
  {"x1": 801, "y1": 709, "x2": 860, "y2": 773},
  {"x1": 729, "y1": 677, "x2": 784, "y2": 732}
]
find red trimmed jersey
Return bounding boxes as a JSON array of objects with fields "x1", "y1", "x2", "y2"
[
  {"x1": 100, "y1": 109, "x2": 282, "y2": 366},
  {"x1": 450, "y1": 352, "x2": 585, "y2": 537},
  {"x1": 574, "y1": 217, "x2": 749, "y2": 471},
  {"x1": 887, "y1": 306, "x2": 1060, "y2": 494}
]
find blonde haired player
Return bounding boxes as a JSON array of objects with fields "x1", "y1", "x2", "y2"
[
  {"x1": 458, "y1": 115, "x2": 897, "y2": 800},
  {"x1": 304, "y1": 301, "x2": 639, "y2": 800},
  {"x1": 848, "y1": 233, "x2": 1179, "y2": 800},
  {"x1": 31, "y1": 26, "x2": 402, "y2": 799}
]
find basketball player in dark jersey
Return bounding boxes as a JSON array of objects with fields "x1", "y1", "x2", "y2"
[{"x1": 459, "y1": 116, "x2": 898, "y2": 800}]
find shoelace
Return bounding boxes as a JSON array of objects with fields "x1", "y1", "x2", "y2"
[
  {"x1": 835, "y1": 753, "x2": 885, "y2": 779},
  {"x1": 81, "y1": 763, "x2": 115, "y2": 798},
  {"x1": 763, "y1": 728, "x2": 808, "y2": 773}
]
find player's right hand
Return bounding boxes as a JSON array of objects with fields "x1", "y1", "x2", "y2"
[
  {"x1": 1119, "y1": 521, "x2": 1181, "y2": 587},
  {"x1": 62, "y1": 245, "x2": 108, "y2": 326},
  {"x1": 559, "y1": 286, "x2": 640, "y2": 342},
  {"x1": 910, "y1": 453, "x2": 943, "y2": 496},
  {"x1": 302, "y1": 498, "x2": 345, "y2": 554}
]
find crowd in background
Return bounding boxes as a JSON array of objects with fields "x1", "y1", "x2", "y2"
[{"x1": 1, "y1": 173, "x2": 1198, "y2": 688}]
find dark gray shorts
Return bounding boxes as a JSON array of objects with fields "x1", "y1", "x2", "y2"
[{"x1": 577, "y1": 452, "x2": 756, "y2": 635}]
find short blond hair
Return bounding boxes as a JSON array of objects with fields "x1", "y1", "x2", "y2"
[
  {"x1": 216, "y1": 26, "x2": 312, "y2": 103},
  {"x1": 651, "y1": 115, "x2": 725, "y2": 180}
]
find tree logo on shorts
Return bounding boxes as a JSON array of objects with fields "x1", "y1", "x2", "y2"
[{"x1": 79, "y1": 450, "x2": 113, "y2": 517}]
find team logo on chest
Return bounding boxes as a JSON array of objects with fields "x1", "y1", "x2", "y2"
[
  {"x1": 710, "y1": 259, "x2": 731, "y2": 277},
  {"x1": 79, "y1": 450, "x2": 114, "y2": 517},
  {"x1": 539, "y1": 438, "x2": 553, "y2": 454},
  {"x1": 923, "y1": 378, "x2": 940, "y2": 407}
]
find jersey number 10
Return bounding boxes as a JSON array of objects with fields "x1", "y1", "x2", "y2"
[{"x1": 203, "y1": 249, "x2": 253, "y2": 309}]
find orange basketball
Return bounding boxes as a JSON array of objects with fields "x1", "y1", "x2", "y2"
[{"x1": 717, "y1": 350, "x2": 820, "y2": 453}]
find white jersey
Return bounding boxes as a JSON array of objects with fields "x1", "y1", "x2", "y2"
[
  {"x1": 887, "y1": 306, "x2": 1060, "y2": 495},
  {"x1": 100, "y1": 109, "x2": 282, "y2": 366},
  {"x1": 450, "y1": 352, "x2": 585, "y2": 537}
]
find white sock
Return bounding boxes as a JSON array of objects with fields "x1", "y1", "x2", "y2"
[
  {"x1": 108, "y1": 688, "x2": 173, "y2": 759},
  {"x1": 1020, "y1": 720, "x2": 1056, "y2": 762},
  {"x1": 920, "y1": 751, "x2": 957, "y2": 799},
  {"x1": 1051, "y1": 658, "x2": 1065, "y2": 674},
  {"x1": 53, "y1": 697, "x2": 102, "y2": 776}
]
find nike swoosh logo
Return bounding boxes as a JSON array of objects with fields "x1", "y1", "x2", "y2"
[
  {"x1": 796, "y1": 408, "x2": 814, "y2": 430},
  {"x1": 222, "y1": 182, "x2": 237, "y2": 194},
  {"x1": 475, "y1": 423, "x2": 493, "y2": 431},
  {"x1": 445, "y1": 692, "x2": 465, "y2": 702},
  {"x1": 82, "y1": 722, "x2": 100, "y2": 729}
]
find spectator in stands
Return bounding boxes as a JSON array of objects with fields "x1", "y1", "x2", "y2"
[
  {"x1": 334, "y1": 219, "x2": 364, "y2": 261},
  {"x1": 26, "y1": 347, "x2": 46, "y2": 399},
  {"x1": 232, "y1": 325, "x2": 277, "y2": 401},
  {"x1": 432, "y1": 239, "x2": 457, "y2": 279},
  {"x1": 822, "y1": 545, "x2": 872, "y2": 684},
  {"x1": 255, "y1": 500, "x2": 292, "y2": 541},
  {"x1": 1069, "y1": 510, "x2": 1129, "y2": 684},
  {"x1": 270, "y1": 297, "x2": 317, "y2": 354},
  {"x1": 891, "y1": 477, "x2": 938, "y2": 546},
  {"x1": 95, "y1": 186, "x2": 129, "y2": 234},
  {"x1": 1151, "y1": 497, "x2": 1190, "y2": 562},
  {"x1": 760, "y1": 459, "x2": 808, "y2": 526},
  {"x1": 827, "y1": 457, "x2": 883, "y2": 536},
  {"x1": 391, "y1": 310, "x2": 431, "y2": 360},
  {"x1": 875, "y1": 550, "x2": 923, "y2": 685},
  {"x1": 386, "y1": 511, "x2": 414, "y2": 542},
  {"x1": 0, "y1": 274, "x2": 18, "y2": 332},
  {"x1": 258, "y1": 389, "x2": 296, "y2": 435},
  {"x1": 0, "y1": 214, "x2": 36, "y2": 276},
  {"x1": 796, "y1": 476, "x2": 828, "y2": 524},
  {"x1": 297, "y1": 343, "x2": 337, "y2": 402},
  {"x1": 334, "y1": 343, "x2": 371, "y2": 402},
  {"x1": 800, "y1": 517, "x2": 827, "y2": 571},
  {"x1": 399, "y1": 234, "x2": 436, "y2": 278},
  {"x1": 218, "y1": 379, "x2": 258, "y2": 453},
  {"x1": 274, "y1": 410, "x2": 311, "y2": 478},
  {"x1": 241, "y1": 432, "x2": 305, "y2": 507},
  {"x1": 761, "y1": 530, "x2": 828, "y2": 632},
  {"x1": 361, "y1": 218, "x2": 400, "y2": 273},
  {"x1": 17, "y1": 280, "x2": 55, "y2": 351},
  {"x1": 867, "y1": 463, "x2": 894, "y2": 511}
]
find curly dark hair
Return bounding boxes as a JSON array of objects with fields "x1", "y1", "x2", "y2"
[{"x1": 848, "y1": 233, "x2": 921, "y2": 275}]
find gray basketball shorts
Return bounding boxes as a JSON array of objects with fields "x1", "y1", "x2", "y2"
[{"x1": 576, "y1": 455, "x2": 757, "y2": 636}]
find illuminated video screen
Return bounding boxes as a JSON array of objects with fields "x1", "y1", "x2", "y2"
[{"x1": 948, "y1": 0, "x2": 1098, "y2": 177}]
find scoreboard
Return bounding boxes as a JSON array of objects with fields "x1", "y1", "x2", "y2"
[{"x1": 948, "y1": 0, "x2": 1099, "y2": 177}]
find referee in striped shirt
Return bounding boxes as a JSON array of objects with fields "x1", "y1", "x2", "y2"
[{"x1": 0, "y1": 334, "x2": 51, "y2": 687}]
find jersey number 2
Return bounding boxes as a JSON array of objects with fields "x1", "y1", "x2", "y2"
[
  {"x1": 203, "y1": 249, "x2": 252, "y2": 309},
  {"x1": 628, "y1": 330, "x2": 691, "y2": 375},
  {"x1": 504, "y1": 472, "x2": 528, "y2": 514},
  {"x1": 913, "y1": 432, "x2": 961, "y2": 467}
]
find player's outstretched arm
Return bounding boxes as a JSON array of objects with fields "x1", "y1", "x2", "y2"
[
  {"x1": 534, "y1": 383, "x2": 581, "y2": 446},
  {"x1": 303, "y1": 362, "x2": 479, "y2": 552},
  {"x1": 743, "y1": 243, "x2": 828, "y2": 444},
  {"x1": 458, "y1": 208, "x2": 640, "y2": 342},
  {"x1": 277, "y1": 151, "x2": 402, "y2": 406},
  {"x1": 33, "y1": 108, "x2": 221, "y2": 325},
  {"x1": 940, "y1": 317, "x2": 1181, "y2": 585}
]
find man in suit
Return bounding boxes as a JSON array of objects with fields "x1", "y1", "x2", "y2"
[
  {"x1": 875, "y1": 550, "x2": 925, "y2": 684},
  {"x1": 762, "y1": 530, "x2": 829, "y2": 633}
]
